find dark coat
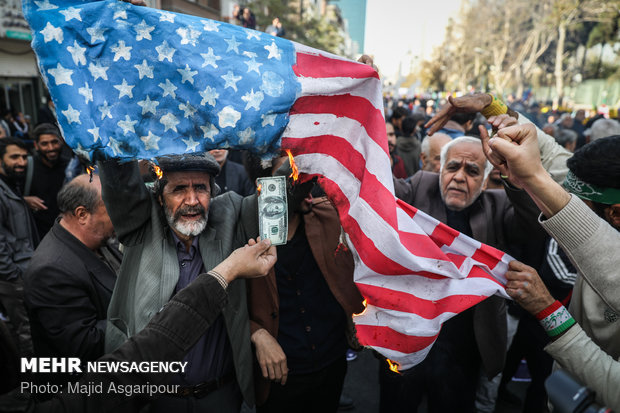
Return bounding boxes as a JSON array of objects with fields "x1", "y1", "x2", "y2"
[
  {"x1": 247, "y1": 197, "x2": 365, "y2": 405},
  {"x1": 30, "y1": 274, "x2": 229, "y2": 413},
  {"x1": 394, "y1": 171, "x2": 542, "y2": 377},
  {"x1": 220, "y1": 160, "x2": 255, "y2": 197},
  {"x1": 23, "y1": 221, "x2": 118, "y2": 361}
]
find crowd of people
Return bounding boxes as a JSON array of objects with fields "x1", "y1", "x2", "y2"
[{"x1": 1, "y1": 5, "x2": 620, "y2": 413}]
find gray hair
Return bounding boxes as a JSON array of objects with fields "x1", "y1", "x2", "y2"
[
  {"x1": 589, "y1": 118, "x2": 620, "y2": 141},
  {"x1": 439, "y1": 136, "x2": 493, "y2": 180},
  {"x1": 554, "y1": 129, "x2": 577, "y2": 147},
  {"x1": 421, "y1": 133, "x2": 451, "y2": 155},
  {"x1": 57, "y1": 176, "x2": 101, "y2": 214}
]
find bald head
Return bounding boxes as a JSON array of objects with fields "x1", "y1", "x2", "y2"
[
  {"x1": 57, "y1": 174, "x2": 102, "y2": 215},
  {"x1": 421, "y1": 133, "x2": 452, "y2": 172}
]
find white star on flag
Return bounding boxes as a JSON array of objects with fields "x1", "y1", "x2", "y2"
[
  {"x1": 134, "y1": 59, "x2": 154, "y2": 79},
  {"x1": 200, "y1": 48, "x2": 222, "y2": 68},
  {"x1": 202, "y1": 20, "x2": 220, "y2": 32},
  {"x1": 200, "y1": 124, "x2": 219, "y2": 141},
  {"x1": 176, "y1": 26, "x2": 201, "y2": 46},
  {"x1": 140, "y1": 131, "x2": 161, "y2": 150},
  {"x1": 261, "y1": 112, "x2": 277, "y2": 127},
  {"x1": 221, "y1": 71, "x2": 242, "y2": 92},
  {"x1": 160, "y1": 113, "x2": 180, "y2": 132},
  {"x1": 135, "y1": 20, "x2": 155, "y2": 41},
  {"x1": 113, "y1": 79, "x2": 135, "y2": 99},
  {"x1": 264, "y1": 42, "x2": 281, "y2": 60},
  {"x1": 179, "y1": 101, "x2": 197, "y2": 118},
  {"x1": 87, "y1": 126, "x2": 101, "y2": 142},
  {"x1": 41, "y1": 22, "x2": 63, "y2": 43},
  {"x1": 111, "y1": 40, "x2": 132, "y2": 61},
  {"x1": 48, "y1": 63, "x2": 73, "y2": 86},
  {"x1": 199, "y1": 86, "x2": 219, "y2": 107},
  {"x1": 34, "y1": 0, "x2": 57, "y2": 10},
  {"x1": 224, "y1": 36, "x2": 241, "y2": 54},
  {"x1": 245, "y1": 29, "x2": 260, "y2": 40},
  {"x1": 244, "y1": 58, "x2": 262, "y2": 74},
  {"x1": 108, "y1": 137, "x2": 122, "y2": 156},
  {"x1": 177, "y1": 64, "x2": 198, "y2": 84},
  {"x1": 158, "y1": 79, "x2": 177, "y2": 98},
  {"x1": 159, "y1": 11, "x2": 175, "y2": 23},
  {"x1": 59, "y1": 7, "x2": 81, "y2": 21},
  {"x1": 67, "y1": 40, "x2": 86, "y2": 65},
  {"x1": 62, "y1": 105, "x2": 80, "y2": 124},
  {"x1": 241, "y1": 89, "x2": 264, "y2": 111},
  {"x1": 155, "y1": 41, "x2": 176, "y2": 62},
  {"x1": 78, "y1": 82, "x2": 93, "y2": 103},
  {"x1": 86, "y1": 26, "x2": 107, "y2": 43},
  {"x1": 137, "y1": 96, "x2": 159, "y2": 115},
  {"x1": 217, "y1": 105, "x2": 240, "y2": 128},
  {"x1": 182, "y1": 137, "x2": 200, "y2": 152},
  {"x1": 237, "y1": 127, "x2": 255, "y2": 144},
  {"x1": 117, "y1": 115, "x2": 138, "y2": 135},
  {"x1": 98, "y1": 101, "x2": 112, "y2": 120}
]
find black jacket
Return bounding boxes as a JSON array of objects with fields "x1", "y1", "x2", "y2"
[{"x1": 23, "y1": 221, "x2": 119, "y2": 361}]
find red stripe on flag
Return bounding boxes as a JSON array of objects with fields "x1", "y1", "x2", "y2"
[
  {"x1": 313, "y1": 176, "x2": 455, "y2": 275},
  {"x1": 289, "y1": 95, "x2": 388, "y2": 157},
  {"x1": 356, "y1": 325, "x2": 438, "y2": 354},
  {"x1": 293, "y1": 52, "x2": 380, "y2": 79},
  {"x1": 357, "y1": 284, "x2": 489, "y2": 319},
  {"x1": 430, "y1": 222, "x2": 460, "y2": 248},
  {"x1": 470, "y1": 242, "x2": 503, "y2": 271}
]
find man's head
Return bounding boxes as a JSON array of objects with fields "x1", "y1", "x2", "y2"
[
  {"x1": 555, "y1": 129, "x2": 578, "y2": 152},
  {"x1": 33, "y1": 123, "x2": 62, "y2": 166},
  {"x1": 209, "y1": 149, "x2": 228, "y2": 167},
  {"x1": 154, "y1": 153, "x2": 220, "y2": 240},
  {"x1": 564, "y1": 135, "x2": 620, "y2": 231},
  {"x1": 439, "y1": 136, "x2": 492, "y2": 211},
  {"x1": 420, "y1": 133, "x2": 451, "y2": 172},
  {"x1": 559, "y1": 113, "x2": 573, "y2": 129},
  {"x1": 0, "y1": 137, "x2": 28, "y2": 180},
  {"x1": 449, "y1": 112, "x2": 477, "y2": 133},
  {"x1": 589, "y1": 118, "x2": 620, "y2": 142},
  {"x1": 386, "y1": 122, "x2": 397, "y2": 153},
  {"x1": 390, "y1": 106, "x2": 409, "y2": 131},
  {"x1": 57, "y1": 174, "x2": 115, "y2": 249},
  {"x1": 575, "y1": 109, "x2": 585, "y2": 122}
]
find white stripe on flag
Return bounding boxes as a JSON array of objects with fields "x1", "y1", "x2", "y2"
[{"x1": 297, "y1": 76, "x2": 383, "y2": 111}]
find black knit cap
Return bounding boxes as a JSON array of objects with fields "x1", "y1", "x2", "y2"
[{"x1": 156, "y1": 152, "x2": 220, "y2": 176}]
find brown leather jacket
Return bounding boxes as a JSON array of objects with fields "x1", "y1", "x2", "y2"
[{"x1": 247, "y1": 197, "x2": 364, "y2": 405}]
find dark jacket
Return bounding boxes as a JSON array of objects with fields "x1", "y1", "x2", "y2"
[
  {"x1": 247, "y1": 197, "x2": 364, "y2": 405},
  {"x1": 0, "y1": 177, "x2": 38, "y2": 281},
  {"x1": 29, "y1": 275, "x2": 229, "y2": 413},
  {"x1": 23, "y1": 221, "x2": 118, "y2": 361},
  {"x1": 394, "y1": 171, "x2": 542, "y2": 377},
  {"x1": 219, "y1": 160, "x2": 255, "y2": 197}
]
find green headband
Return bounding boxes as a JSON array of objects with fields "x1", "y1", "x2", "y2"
[{"x1": 563, "y1": 170, "x2": 620, "y2": 205}]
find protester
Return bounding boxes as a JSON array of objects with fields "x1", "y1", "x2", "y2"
[
  {"x1": 265, "y1": 17, "x2": 285, "y2": 37},
  {"x1": 245, "y1": 156, "x2": 364, "y2": 412},
  {"x1": 99, "y1": 153, "x2": 259, "y2": 411},
  {"x1": 23, "y1": 175, "x2": 120, "y2": 372},
  {"x1": 396, "y1": 116, "x2": 421, "y2": 176},
  {"x1": 386, "y1": 122, "x2": 407, "y2": 178},
  {"x1": 419, "y1": 133, "x2": 451, "y2": 172},
  {"x1": 389, "y1": 134, "x2": 543, "y2": 413},
  {"x1": 209, "y1": 149, "x2": 255, "y2": 197},
  {"x1": 480, "y1": 126, "x2": 620, "y2": 410},
  {"x1": 0, "y1": 137, "x2": 37, "y2": 359},
  {"x1": 23, "y1": 123, "x2": 69, "y2": 238}
]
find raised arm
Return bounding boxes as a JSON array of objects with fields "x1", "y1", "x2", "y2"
[{"x1": 98, "y1": 159, "x2": 152, "y2": 244}]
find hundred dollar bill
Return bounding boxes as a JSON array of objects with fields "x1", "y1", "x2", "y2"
[{"x1": 257, "y1": 176, "x2": 288, "y2": 246}]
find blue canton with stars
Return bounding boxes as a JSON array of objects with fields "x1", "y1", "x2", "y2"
[{"x1": 23, "y1": 0, "x2": 300, "y2": 160}]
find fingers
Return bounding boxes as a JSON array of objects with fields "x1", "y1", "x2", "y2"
[
  {"x1": 487, "y1": 114, "x2": 518, "y2": 129},
  {"x1": 480, "y1": 125, "x2": 506, "y2": 167}
]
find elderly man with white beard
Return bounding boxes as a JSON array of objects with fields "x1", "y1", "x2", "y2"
[
  {"x1": 385, "y1": 136, "x2": 544, "y2": 413},
  {"x1": 99, "y1": 153, "x2": 260, "y2": 412}
]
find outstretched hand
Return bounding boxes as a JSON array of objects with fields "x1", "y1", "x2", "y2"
[
  {"x1": 425, "y1": 93, "x2": 492, "y2": 135},
  {"x1": 505, "y1": 260, "x2": 555, "y2": 315},
  {"x1": 213, "y1": 238, "x2": 277, "y2": 284}
]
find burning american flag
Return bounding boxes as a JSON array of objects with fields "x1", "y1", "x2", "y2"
[{"x1": 23, "y1": 0, "x2": 512, "y2": 370}]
